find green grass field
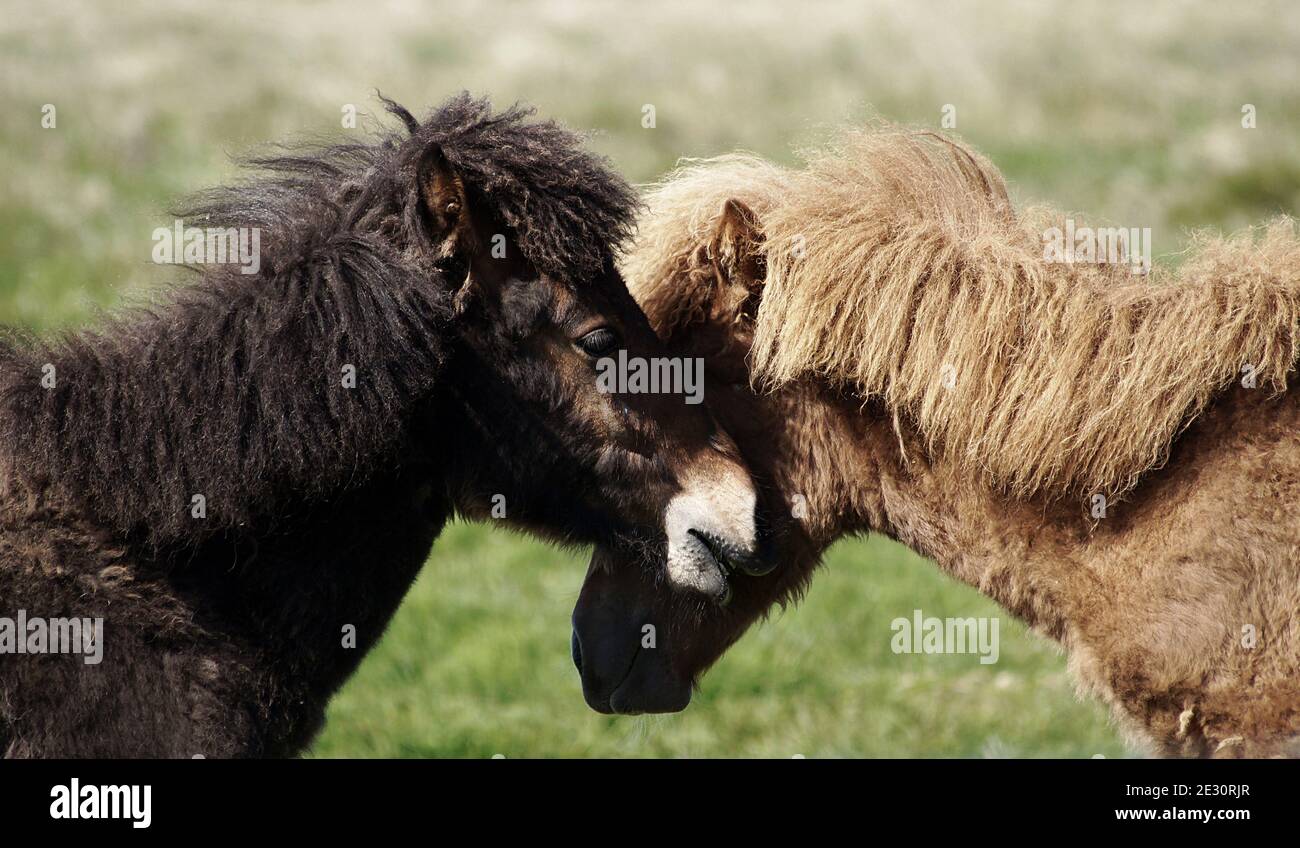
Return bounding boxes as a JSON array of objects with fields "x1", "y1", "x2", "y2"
[{"x1": 3, "y1": 0, "x2": 1298, "y2": 757}]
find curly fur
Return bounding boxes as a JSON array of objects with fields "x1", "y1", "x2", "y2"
[{"x1": 0, "y1": 94, "x2": 650, "y2": 758}]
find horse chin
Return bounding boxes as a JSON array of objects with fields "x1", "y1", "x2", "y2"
[
  {"x1": 572, "y1": 624, "x2": 693, "y2": 716},
  {"x1": 606, "y1": 659, "x2": 693, "y2": 716},
  {"x1": 608, "y1": 683, "x2": 692, "y2": 716}
]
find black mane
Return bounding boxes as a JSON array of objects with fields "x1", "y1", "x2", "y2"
[
  {"x1": 185, "y1": 92, "x2": 637, "y2": 283},
  {"x1": 0, "y1": 93, "x2": 638, "y2": 549}
]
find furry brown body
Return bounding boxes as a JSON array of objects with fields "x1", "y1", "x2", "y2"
[
  {"x1": 710, "y1": 374, "x2": 1300, "y2": 757},
  {"x1": 572, "y1": 127, "x2": 1300, "y2": 756}
]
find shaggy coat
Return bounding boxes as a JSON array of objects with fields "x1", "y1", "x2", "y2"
[
  {"x1": 0, "y1": 94, "x2": 753, "y2": 757},
  {"x1": 603, "y1": 126, "x2": 1300, "y2": 756},
  {"x1": 629, "y1": 130, "x2": 1300, "y2": 500}
]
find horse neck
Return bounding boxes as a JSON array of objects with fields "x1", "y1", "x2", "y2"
[
  {"x1": 803, "y1": 395, "x2": 1081, "y2": 638},
  {"x1": 0, "y1": 244, "x2": 450, "y2": 549}
]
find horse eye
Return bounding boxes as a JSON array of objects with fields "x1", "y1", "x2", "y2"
[{"x1": 576, "y1": 327, "x2": 619, "y2": 357}]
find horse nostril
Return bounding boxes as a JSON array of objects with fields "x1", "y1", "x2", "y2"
[
  {"x1": 570, "y1": 630, "x2": 584, "y2": 675},
  {"x1": 690, "y1": 528, "x2": 774, "y2": 579},
  {"x1": 733, "y1": 549, "x2": 778, "y2": 577},
  {"x1": 690, "y1": 529, "x2": 742, "y2": 574}
]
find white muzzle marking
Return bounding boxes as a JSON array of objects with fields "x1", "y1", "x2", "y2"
[{"x1": 664, "y1": 463, "x2": 757, "y2": 599}]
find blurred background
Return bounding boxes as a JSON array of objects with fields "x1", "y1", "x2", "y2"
[{"x1": 3, "y1": 0, "x2": 1297, "y2": 757}]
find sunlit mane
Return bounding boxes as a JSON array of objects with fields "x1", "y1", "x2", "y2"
[{"x1": 623, "y1": 125, "x2": 1300, "y2": 499}]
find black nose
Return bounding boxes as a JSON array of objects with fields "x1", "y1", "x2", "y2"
[{"x1": 570, "y1": 630, "x2": 584, "y2": 675}]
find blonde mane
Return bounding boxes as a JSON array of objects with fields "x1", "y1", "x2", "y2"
[{"x1": 623, "y1": 126, "x2": 1300, "y2": 499}]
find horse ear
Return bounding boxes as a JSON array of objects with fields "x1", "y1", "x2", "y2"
[
  {"x1": 707, "y1": 198, "x2": 766, "y2": 320},
  {"x1": 421, "y1": 146, "x2": 490, "y2": 314},
  {"x1": 710, "y1": 198, "x2": 764, "y2": 286},
  {"x1": 419, "y1": 145, "x2": 476, "y2": 260}
]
